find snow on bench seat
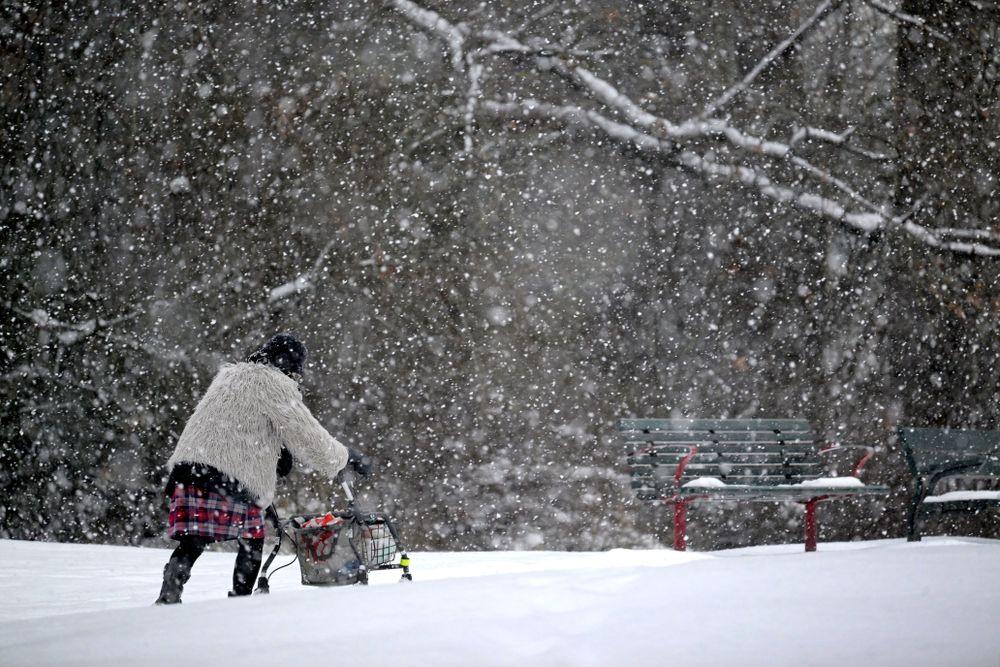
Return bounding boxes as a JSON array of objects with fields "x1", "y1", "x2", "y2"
[
  {"x1": 923, "y1": 490, "x2": 1000, "y2": 504},
  {"x1": 796, "y1": 476, "x2": 867, "y2": 488},
  {"x1": 682, "y1": 476, "x2": 867, "y2": 490}
]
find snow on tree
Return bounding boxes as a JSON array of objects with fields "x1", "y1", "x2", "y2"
[{"x1": 1, "y1": 1, "x2": 998, "y2": 548}]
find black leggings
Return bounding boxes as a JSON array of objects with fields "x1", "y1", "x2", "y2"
[{"x1": 168, "y1": 535, "x2": 265, "y2": 595}]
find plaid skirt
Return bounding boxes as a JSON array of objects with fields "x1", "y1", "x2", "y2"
[{"x1": 167, "y1": 484, "x2": 265, "y2": 541}]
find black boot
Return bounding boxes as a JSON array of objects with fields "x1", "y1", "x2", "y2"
[
  {"x1": 230, "y1": 537, "x2": 264, "y2": 597},
  {"x1": 155, "y1": 536, "x2": 208, "y2": 605},
  {"x1": 155, "y1": 559, "x2": 191, "y2": 605}
]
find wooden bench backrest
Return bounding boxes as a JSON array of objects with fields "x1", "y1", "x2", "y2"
[
  {"x1": 620, "y1": 419, "x2": 823, "y2": 498},
  {"x1": 898, "y1": 427, "x2": 1000, "y2": 478}
]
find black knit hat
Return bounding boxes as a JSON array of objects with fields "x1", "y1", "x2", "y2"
[{"x1": 252, "y1": 333, "x2": 307, "y2": 377}]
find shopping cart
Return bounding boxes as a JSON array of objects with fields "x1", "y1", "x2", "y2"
[{"x1": 255, "y1": 469, "x2": 412, "y2": 591}]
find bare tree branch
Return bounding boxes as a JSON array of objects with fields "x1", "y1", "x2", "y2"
[
  {"x1": 700, "y1": 0, "x2": 844, "y2": 119},
  {"x1": 865, "y1": 0, "x2": 952, "y2": 42},
  {"x1": 510, "y1": 2, "x2": 559, "y2": 36},
  {"x1": 405, "y1": 126, "x2": 448, "y2": 154},
  {"x1": 462, "y1": 53, "x2": 484, "y2": 154}
]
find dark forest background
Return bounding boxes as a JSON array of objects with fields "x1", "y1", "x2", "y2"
[{"x1": 2, "y1": 0, "x2": 998, "y2": 550}]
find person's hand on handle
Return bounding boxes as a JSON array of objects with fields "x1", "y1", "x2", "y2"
[{"x1": 347, "y1": 447, "x2": 373, "y2": 478}]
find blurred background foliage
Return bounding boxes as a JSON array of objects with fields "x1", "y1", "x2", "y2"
[{"x1": 1, "y1": 0, "x2": 998, "y2": 549}]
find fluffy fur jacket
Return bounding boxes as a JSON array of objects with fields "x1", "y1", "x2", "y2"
[{"x1": 167, "y1": 362, "x2": 349, "y2": 506}]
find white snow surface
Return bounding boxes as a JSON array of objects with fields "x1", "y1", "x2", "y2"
[
  {"x1": 923, "y1": 490, "x2": 1000, "y2": 503},
  {"x1": 1, "y1": 537, "x2": 999, "y2": 666},
  {"x1": 681, "y1": 476, "x2": 868, "y2": 489},
  {"x1": 682, "y1": 476, "x2": 728, "y2": 488},
  {"x1": 795, "y1": 476, "x2": 867, "y2": 488}
]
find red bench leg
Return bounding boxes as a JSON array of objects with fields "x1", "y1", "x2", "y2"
[
  {"x1": 673, "y1": 500, "x2": 688, "y2": 551},
  {"x1": 804, "y1": 499, "x2": 818, "y2": 552}
]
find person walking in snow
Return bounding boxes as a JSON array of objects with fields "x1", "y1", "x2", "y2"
[{"x1": 155, "y1": 333, "x2": 370, "y2": 604}]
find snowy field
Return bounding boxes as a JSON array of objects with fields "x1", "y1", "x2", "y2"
[{"x1": 0, "y1": 538, "x2": 998, "y2": 666}]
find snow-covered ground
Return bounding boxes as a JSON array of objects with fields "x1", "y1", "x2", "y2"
[{"x1": 0, "y1": 537, "x2": 998, "y2": 666}]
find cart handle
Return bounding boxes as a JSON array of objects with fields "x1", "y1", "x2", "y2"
[{"x1": 336, "y1": 468, "x2": 356, "y2": 505}]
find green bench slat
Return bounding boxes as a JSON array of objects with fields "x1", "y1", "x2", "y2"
[
  {"x1": 978, "y1": 459, "x2": 1000, "y2": 476},
  {"x1": 629, "y1": 457, "x2": 819, "y2": 468},
  {"x1": 901, "y1": 427, "x2": 1000, "y2": 455},
  {"x1": 922, "y1": 499, "x2": 1000, "y2": 511},
  {"x1": 910, "y1": 453, "x2": 1000, "y2": 477},
  {"x1": 631, "y1": 472, "x2": 823, "y2": 481},
  {"x1": 629, "y1": 463, "x2": 824, "y2": 479},
  {"x1": 630, "y1": 475, "x2": 822, "y2": 490},
  {"x1": 631, "y1": 474, "x2": 824, "y2": 488},
  {"x1": 917, "y1": 455, "x2": 1000, "y2": 476},
  {"x1": 903, "y1": 451, "x2": 977, "y2": 474},
  {"x1": 618, "y1": 418, "x2": 811, "y2": 433},
  {"x1": 677, "y1": 485, "x2": 888, "y2": 500},
  {"x1": 627, "y1": 448, "x2": 817, "y2": 461},
  {"x1": 624, "y1": 418, "x2": 833, "y2": 491},
  {"x1": 633, "y1": 484, "x2": 888, "y2": 501},
  {"x1": 623, "y1": 432, "x2": 813, "y2": 445},
  {"x1": 903, "y1": 449, "x2": 995, "y2": 476},
  {"x1": 630, "y1": 460, "x2": 824, "y2": 471},
  {"x1": 627, "y1": 444, "x2": 818, "y2": 452},
  {"x1": 899, "y1": 427, "x2": 1000, "y2": 476},
  {"x1": 625, "y1": 442, "x2": 816, "y2": 452}
]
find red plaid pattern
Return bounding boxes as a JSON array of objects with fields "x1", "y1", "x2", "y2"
[{"x1": 168, "y1": 484, "x2": 265, "y2": 541}]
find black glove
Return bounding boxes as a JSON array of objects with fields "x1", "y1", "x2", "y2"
[
  {"x1": 347, "y1": 448, "x2": 373, "y2": 478},
  {"x1": 276, "y1": 446, "x2": 293, "y2": 477}
]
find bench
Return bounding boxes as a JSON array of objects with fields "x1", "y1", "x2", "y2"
[
  {"x1": 620, "y1": 418, "x2": 889, "y2": 552},
  {"x1": 899, "y1": 427, "x2": 1000, "y2": 541}
]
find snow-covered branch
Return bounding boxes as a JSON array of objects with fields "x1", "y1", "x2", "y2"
[
  {"x1": 388, "y1": 0, "x2": 467, "y2": 73},
  {"x1": 484, "y1": 56, "x2": 886, "y2": 214},
  {"x1": 790, "y1": 126, "x2": 892, "y2": 161},
  {"x1": 935, "y1": 227, "x2": 1000, "y2": 242},
  {"x1": 485, "y1": 98, "x2": 879, "y2": 230},
  {"x1": 14, "y1": 306, "x2": 143, "y2": 345},
  {"x1": 266, "y1": 237, "x2": 338, "y2": 304},
  {"x1": 463, "y1": 54, "x2": 484, "y2": 154},
  {"x1": 676, "y1": 150, "x2": 886, "y2": 233},
  {"x1": 787, "y1": 155, "x2": 883, "y2": 213},
  {"x1": 483, "y1": 98, "x2": 1000, "y2": 256},
  {"x1": 268, "y1": 276, "x2": 312, "y2": 303},
  {"x1": 391, "y1": 0, "x2": 1000, "y2": 257}
]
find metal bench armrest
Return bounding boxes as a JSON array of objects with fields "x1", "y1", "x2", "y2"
[
  {"x1": 925, "y1": 459, "x2": 985, "y2": 493},
  {"x1": 674, "y1": 446, "x2": 699, "y2": 485},
  {"x1": 817, "y1": 443, "x2": 876, "y2": 478}
]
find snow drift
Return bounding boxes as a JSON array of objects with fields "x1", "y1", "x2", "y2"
[{"x1": 0, "y1": 537, "x2": 998, "y2": 666}]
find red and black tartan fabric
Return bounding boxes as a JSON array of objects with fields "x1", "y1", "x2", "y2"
[{"x1": 168, "y1": 484, "x2": 265, "y2": 541}]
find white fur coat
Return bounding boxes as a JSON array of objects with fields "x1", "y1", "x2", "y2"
[{"x1": 167, "y1": 362, "x2": 349, "y2": 506}]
